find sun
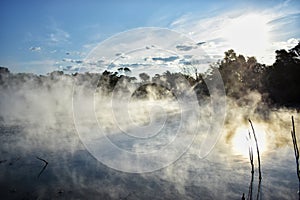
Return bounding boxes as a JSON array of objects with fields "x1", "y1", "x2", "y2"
[
  {"x1": 231, "y1": 124, "x2": 267, "y2": 157},
  {"x1": 222, "y1": 13, "x2": 271, "y2": 58}
]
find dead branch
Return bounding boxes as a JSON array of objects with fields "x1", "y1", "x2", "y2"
[
  {"x1": 256, "y1": 179, "x2": 261, "y2": 200},
  {"x1": 249, "y1": 119, "x2": 262, "y2": 181},
  {"x1": 36, "y1": 156, "x2": 48, "y2": 178},
  {"x1": 291, "y1": 116, "x2": 300, "y2": 200},
  {"x1": 247, "y1": 131, "x2": 254, "y2": 200}
]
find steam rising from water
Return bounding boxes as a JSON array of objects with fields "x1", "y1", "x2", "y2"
[
  {"x1": 0, "y1": 70, "x2": 299, "y2": 199},
  {"x1": 0, "y1": 27, "x2": 299, "y2": 199}
]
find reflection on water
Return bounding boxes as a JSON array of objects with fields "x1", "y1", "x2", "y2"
[
  {"x1": 231, "y1": 124, "x2": 267, "y2": 157},
  {"x1": 0, "y1": 112, "x2": 299, "y2": 199}
]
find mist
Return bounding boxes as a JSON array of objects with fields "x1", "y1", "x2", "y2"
[{"x1": 0, "y1": 64, "x2": 299, "y2": 199}]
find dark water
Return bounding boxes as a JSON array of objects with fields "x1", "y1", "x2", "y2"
[{"x1": 0, "y1": 119, "x2": 299, "y2": 200}]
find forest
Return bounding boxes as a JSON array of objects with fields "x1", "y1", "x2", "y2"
[{"x1": 1, "y1": 42, "x2": 299, "y2": 109}]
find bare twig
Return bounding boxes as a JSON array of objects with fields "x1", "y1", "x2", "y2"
[
  {"x1": 36, "y1": 156, "x2": 48, "y2": 178},
  {"x1": 249, "y1": 119, "x2": 262, "y2": 181},
  {"x1": 291, "y1": 116, "x2": 300, "y2": 199}
]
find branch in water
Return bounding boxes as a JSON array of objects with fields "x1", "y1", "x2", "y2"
[
  {"x1": 249, "y1": 119, "x2": 262, "y2": 181},
  {"x1": 36, "y1": 156, "x2": 48, "y2": 178},
  {"x1": 291, "y1": 116, "x2": 300, "y2": 200},
  {"x1": 248, "y1": 119, "x2": 262, "y2": 200},
  {"x1": 247, "y1": 131, "x2": 254, "y2": 200}
]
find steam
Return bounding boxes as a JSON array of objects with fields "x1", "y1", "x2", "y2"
[{"x1": 0, "y1": 70, "x2": 299, "y2": 199}]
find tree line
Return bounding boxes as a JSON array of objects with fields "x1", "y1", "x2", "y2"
[{"x1": 0, "y1": 42, "x2": 299, "y2": 108}]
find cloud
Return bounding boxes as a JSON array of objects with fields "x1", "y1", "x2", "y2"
[
  {"x1": 49, "y1": 28, "x2": 70, "y2": 44},
  {"x1": 175, "y1": 42, "x2": 205, "y2": 51},
  {"x1": 60, "y1": 56, "x2": 108, "y2": 73},
  {"x1": 196, "y1": 42, "x2": 206, "y2": 46},
  {"x1": 176, "y1": 45, "x2": 195, "y2": 51},
  {"x1": 178, "y1": 57, "x2": 214, "y2": 67},
  {"x1": 64, "y1": 51, "x2": 85, "y2": 56},
  {"x1": 152, "y1": 56, "x2": 179, "y2": 62},
  {"x1": 268, "y1": 37, "x2": 300, "y2": 61},
  {"x1": 62, "y1": 58, "x2": 84, "y2": 64},
  {"x1": 45, "y1": 19, "x2": 70, "y2": 45},
  {"x1": 119, "y1": 63, "x2": 152, "y2": 68},
  {"x1": 107, "y1": 62, "x2": 152, "y2": 70},
  {"x1": 170, "y1": 6, "x2": 300, "y2": 65},
  {"x1": 183, "y1": 55, "x2": 193, "y2": 59},
  {"x1": 29, "y1": 46, "x2": 41, "y2": 52},
  {"x1": 272, "y1": 37, "x2": 299, "y2": 49},
  {"x1": 268, "y1": 12, "x2": 300, "y2": 39},
  {"x1": 86, "y1": 60, "x2": 105, "y2": 66},
  {"x1": 60, "y1": 65, "x2": 80, "y2": 72}
]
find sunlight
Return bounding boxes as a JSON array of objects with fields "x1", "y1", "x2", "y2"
[
  {"x1": 231, "y1": 124, "x2": 267, "y2": 157},
  {"x1": 223, "y1": 13, "x2": 271, "y2": 57}
]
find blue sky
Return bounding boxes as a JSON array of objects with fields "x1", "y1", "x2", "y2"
[{"x1": 0, "y1": 0, "x2": 299, "y2": 74}]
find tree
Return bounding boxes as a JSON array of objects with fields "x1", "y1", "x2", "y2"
[
  {"x1": 0, "y1": 67, "x2": 10, "y2": 74},
  {"x1": 124, "y1": 67, "x2": 131, "y2": 73},
  {"x1": 264, "y1": 42, "x2": 300, "y2": 107},
  {"x1": 139, "y1": 72, "x2": 150, "y2": 82},
  {"x1": 209, "y1": 49, "x2": 265, "y2": 99}
]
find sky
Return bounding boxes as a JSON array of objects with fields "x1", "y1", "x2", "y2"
[{"x1": 0, "y1": 0, "x2": 299, "y2": 74}]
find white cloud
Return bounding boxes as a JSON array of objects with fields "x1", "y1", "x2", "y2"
[
  {"x1": 169, "y1": 2, "x2": 300, "y2": 65},
  {"x1": 29, "y1": 46, "x2": 41, "y2": 52},
  {"x1": 48, "y1": 28, "x2": 70, "y2": 44},
  {"x1": 263, "y1": 37, "x2": 300, "y2": 63},
  {"x1": 44, "y1": 18, "x2": 71, "y2": 45},
  {"x1": 272, "y1": 37, "x2": 299, "y2": 49}
]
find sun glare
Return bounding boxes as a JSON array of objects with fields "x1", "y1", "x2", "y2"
[
  {"x1": 231, "y1": 124, "x2": 267, "y2": 157},
  {"x1": 223, "y1": 14, "x2": 271, "y2": 57}
]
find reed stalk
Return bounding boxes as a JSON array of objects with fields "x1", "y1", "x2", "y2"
[{"x1": 291, "y1": 116, "x2": 300, "y2": 200}]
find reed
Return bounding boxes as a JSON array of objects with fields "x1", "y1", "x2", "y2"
[
  {"x1": 249, "y1": 119, "x2": 262, "y2": 181},
  {"x1": 247, "y1": 131, "x2": 254, "y2": 200},
  {"x1": 291, "y1": 116, "x2": 300, "y2": 199},
  {"x1": 244, "y1": 120, "x2": 262, "y2": 200}
]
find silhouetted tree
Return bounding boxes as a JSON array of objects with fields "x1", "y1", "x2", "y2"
[
  {"x1": 0, "y1": 67, "x2": 10, "y2": 74},
  {"x1": 139, "y1": 72, "x2": 150, "y2": 82},
  {"x1": 207, "y1": 49, "x2": 265, "y2": 99},
  {"x1": 124, "y1": 67, "x2": 131, "y2": 73},
  {"x1": 264, "y1": 42, "x2": 300, "y2": 107}
]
